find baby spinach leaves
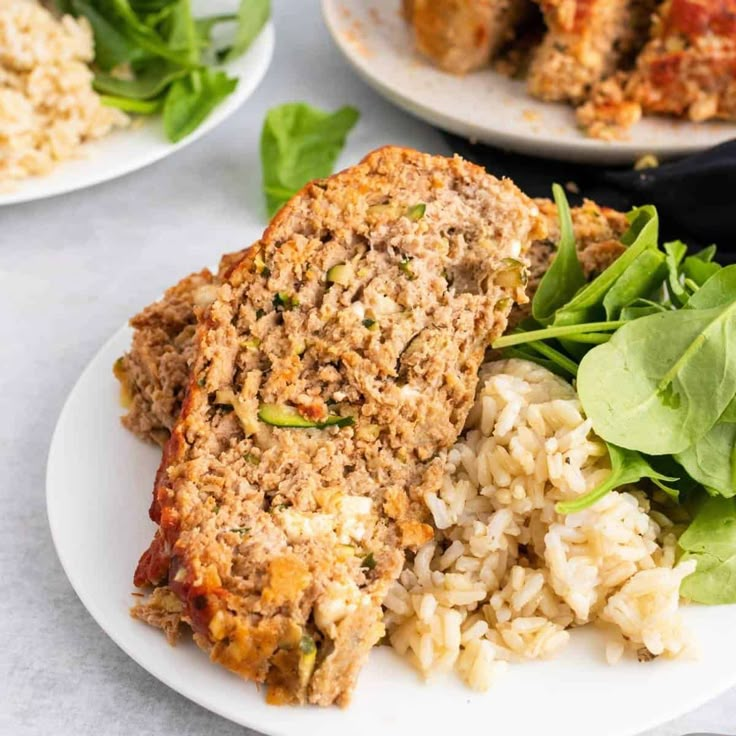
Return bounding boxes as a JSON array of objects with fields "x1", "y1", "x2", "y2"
[
  {"x1": 493, "y1": 186, "x2": 736, "y2": 592},
  {"x1": 679, "y1": 497, "x2": 736, "y2": 604},
  {"x1": 556, "y1": 445, "x2": 676, "y2": 514},
  {"x1": 260, "y1": 103, "x2": 360, "y2": 217},
  {"x1": 532, "y1": 184, "x2": 586, "y2": 325},
  {"x1": 58, "y1": 0, "x2": 270, "y2": 141},
  {"x1": 576, "y1": 303, "x2": 736, "y2": 455}
]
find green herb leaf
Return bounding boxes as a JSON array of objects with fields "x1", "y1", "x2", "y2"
[
  {"x1": 163, "y1": 68, "x2": 237, "y2": 142},
  {"x1": 602, "y1": 249, "x2": 667, "y2": 320},
  {"x1": 556, "y1": 444, "x2": 677, "y2": 514},
  {"x1": 361, "y1": 552, "x2": 376, "y2": 570},
  {"x1": 552, "y1": 205, "x2": 659, "y2": 327},
  {"x1": 675, "y1": 421, "x2": 736, "y2": 498},
  {"x1": 577, "y1": 303, "x2": 736, "y2": 455},
  {"x1": 663, "y1": 240, "x2": 689, "y2": 307},
  {"x1": 679, "y1": 496, "x2": 736, "y2": 604},
  {"x1": 531, "y1": 184, "x2": 585, "y2": 326},
  {"x1": 94, "y1": 59, "x2": 187, "y2": 100},
  {"x1": 221, "y1": 0, "x2": 270, "y2": 62},
  {"x1": 260, "y1": 103, "x2": 360, "y2": 217}
]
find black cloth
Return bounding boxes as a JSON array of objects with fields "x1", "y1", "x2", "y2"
[{"x1": 443, "y1": 134, "x2": 736, "y2": 261}]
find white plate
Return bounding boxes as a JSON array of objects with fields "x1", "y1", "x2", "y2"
[
  {"x1": 47, "y1": 323, "x2": 736, "y2": 736},
  {"x1": 0, "y1": 14, "x2": 274, "y2": 206},
  {"x1": 322, "y1": 0, "x2": 736, "y2": 164}
]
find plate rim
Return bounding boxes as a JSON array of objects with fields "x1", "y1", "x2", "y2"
[
  {"x1": 46, "y1": 322, "x2": 736, "y2": 736},
  {"x1": 321, "y1": 0, "x2": 736, "y2": 164},
  {"x1": 0, "y1": 22, "x2": 275, "y2": 207}
]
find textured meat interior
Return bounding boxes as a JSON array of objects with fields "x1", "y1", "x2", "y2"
[{"x1": 133, "y1": 147, "x2": 545, "y2": 707}]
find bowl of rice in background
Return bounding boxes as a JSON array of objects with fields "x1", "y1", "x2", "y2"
[
  {"x1": 385, "y1": 358, "x2": 695, "y2": 691},
  {"x1": 0, "y1": 0, "x2": 127, "y2": 186}
]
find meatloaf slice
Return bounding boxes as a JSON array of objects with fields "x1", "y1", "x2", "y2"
[
  {"x1": 114, "y1": 252, "x2": 247, "y2": 445},
  {"x1": 407, "y1": 0, "x2": 534, "y2": 74},
  {"x1": 527, "y1": 0, "x2": 650, "y2": 102},
  {"x1": 626, "y1": 0, "x2": 736, "y2": 122},
  {"x1": 117, "y1": 200, "x2": 628, "y2": 442},
  {"x1": 133, "y1": 146, "x2": 545, "y2": 707}
]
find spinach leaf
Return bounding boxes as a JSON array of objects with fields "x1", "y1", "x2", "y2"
[
  {"x1": 577, "y1": 303, "x2": 736, "y2": 455},
  {"x1": 93, "y1": 59, "x2": 187, "y2": 99},
  {"x1": 722, "y1": 396, "x2": 736, "y2": 423},
  {"x1": 603, "y1": 249, "x2": 667, "y2": 320},
  {"x1": 679, "y1": 496, "x2": 736, "y2": 604},
  {"x1": 619, "y1": 298, "x2": 668, "y2": 321},
  {"x1": 686, "y1": 264, "x2": 736, "y2": 309},
  {"x1": 69, "y1": 0, "x2": 148, "y2": 69},
  {"x1": 556, "y1": 444, "x2": 677, "y2": 514},
  {"x1": 552, "y1": 205, "x2": 659, "y2": 327},
  {"x1": 260, "y1": 103, "x2": 360, "y2": 217},
  {"x1": 163, "y1": 68, "x2": 237, "y2": 142},
  {"x1": 531, "y1": 185, "x2": 585, "y2": 326},
  {"x1": 222, "y1": 0, "x2": 270, "y2": 62},
  {"x1": 159, "y1": 0, "x2": 200, "y2": 65},
  {"x1": 505, "y1": 340, "x2": 579, "y2": 378},
  {"x1": 675, "y1": 421, "x2": 736, "y2": 498},
  {"x1": 682, "y1": 246, "x2": 721, "y2": 287},
  {"x1": 663, "y1": 240, "x2": 689, "y2": 306},
  {"x1": 493, "y1": 320, "x2": 624, "y2": 349},
  {"x1": 100, "y1": 94, "x2": 164, "y2": 113}
]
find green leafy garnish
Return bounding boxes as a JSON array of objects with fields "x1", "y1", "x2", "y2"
[
  {"x1": 556, "y1": 445, "x2": 677, "y2": 514},
  {"x1": 532, "y1": 184, "x2": 586, "y2": 325},
  {"x1": 59, "y1": 0, "x2": 269, "y2": 142},
  {"x1": 361, "y1": 552, "x2": 376, "y2": 570},
  {"x1": 260, "y1": 103, "x2": 360, "y2": 217},
  {"x1": 679, "y1": 497, "x2": 736, "y2": 604}
]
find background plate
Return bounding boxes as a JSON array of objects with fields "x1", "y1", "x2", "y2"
[
  {"x1": 322, "y1": 0, "x2": 736, "y2": 164},
  {"x1": 0, "y1": 7, "x2": 274, "y2": 206},
  {"x1": 47, "y1": 324, "x2": 736, "y2": 736}
]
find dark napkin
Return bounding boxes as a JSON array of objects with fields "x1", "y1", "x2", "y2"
[{"x1": 443, "y1": 134, "x2": 736, "y2": 258}]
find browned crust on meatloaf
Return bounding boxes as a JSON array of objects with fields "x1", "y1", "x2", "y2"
[
  {"x1": 578, "y1": 0, "x2": 736, "y2": 136},
  {"x1": 408, "y1": 0, "x2": 534, "y2": 74},
  {"x1": 133, "y1": 146, "x2": 545, "y2": 707}
]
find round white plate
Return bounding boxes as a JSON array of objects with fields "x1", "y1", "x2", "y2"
[
  {"x1": 0, "y1": 13, "x2": 274, "y2": 207},
  {"x1": 322, "y1": 0, "x2": 736, "y2": 164},
  {"x1": 48, "y1": 323, "x2": 736, "y2": 736}
]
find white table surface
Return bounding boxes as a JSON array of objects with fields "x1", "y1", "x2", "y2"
[{"x1": 1, "y1": 2, "x2": 734, "y2": 734}]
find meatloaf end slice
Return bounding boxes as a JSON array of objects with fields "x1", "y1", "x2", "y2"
[
  {"x1": 527, "y1": 0, "x2": 646, "y2": 103},
  {"x1": 408, "y1": 0, "x2": 534, "y2": 74},
  {"x1": 627, "y1": 0, "x2": 736, "y2": 122},
  {"x1": 115, "y1": 252, "x2": 248, "y2": 445},
  {"x1": 133, "y1": 146, "x2": 545, "y2": 707}
]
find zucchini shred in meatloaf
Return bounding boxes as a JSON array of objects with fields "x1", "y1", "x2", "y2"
[
  {"x1": 129, "y1": 147, "x2": 546, "y2": 706},
  {"x1": 404, "y1": 0, "x2": 736, "y2": 139}
]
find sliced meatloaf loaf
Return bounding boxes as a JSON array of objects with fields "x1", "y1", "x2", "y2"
[
  {"x1": 118, "y1": 199, "x2": 628, "y2": 441},
  {"x1": 407, "y1": 0, "x2": 533, "y2": 74},
  {"x1": 527, "y1": 0, "x2": 653, "y2": 102},
  {"x1": 115, "y1": 252, "x2": 247, "y2": 445},
  {"x1": 132, "y1": 147, "x2": 545, "y2": 706}
]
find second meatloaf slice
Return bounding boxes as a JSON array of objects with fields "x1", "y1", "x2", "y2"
[{"x1": 133, "y1": 146, "x2": 545, "y2": 706}]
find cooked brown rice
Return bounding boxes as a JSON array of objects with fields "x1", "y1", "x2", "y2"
[
  {"x1": 0, "y1": 0, "x2": 127, "y2": 184},
  {"x1": 385, "y1": 358, "x2": 695, "y2": 691}
]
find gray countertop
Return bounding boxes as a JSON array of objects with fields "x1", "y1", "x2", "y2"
[{"x1": 1, "y1": 2, "x2": 734, "y2": 734}]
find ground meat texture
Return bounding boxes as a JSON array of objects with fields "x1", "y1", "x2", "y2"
[
  {"x1": 527, "y1": 0, "x2": 651, "y2": 103},
  {"x1": 626, "y1": 0, "x2": 736, "y2": 122},
  {"x1": 133, "y1": 147, "x2": 545, "y2": 707},
  {"x1": 115, "y1": 252, "x2": 248, "y2": 445},
  {"x1": 408, "y1": 0, "x2": 534, "y2": 74}
]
